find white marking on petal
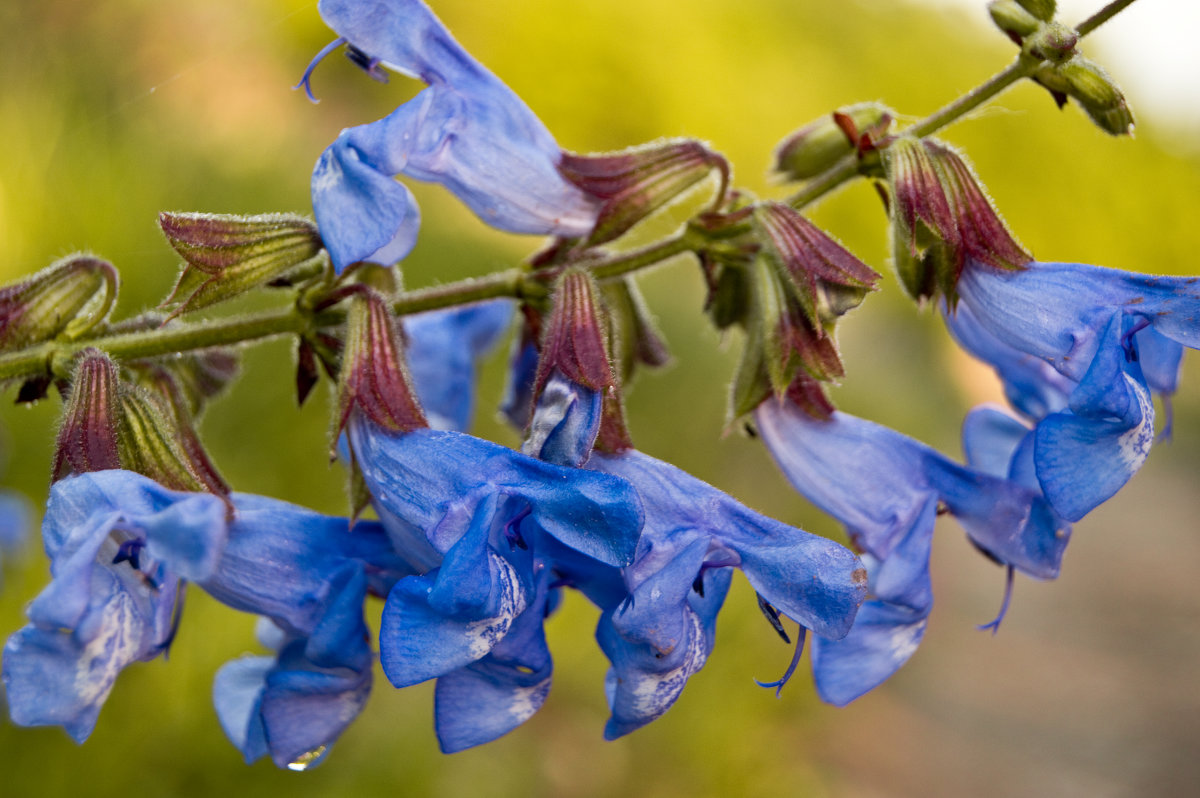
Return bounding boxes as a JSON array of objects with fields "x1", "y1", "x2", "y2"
[
  {"x1": 505, "y1": 678, "x2": 551, "y2": 725},
  {"x1": 73, "y1": 591, "x2": 141, "y2": 708},
  {"x1": 463, "y1": 554, "x2": 527, "y2": 661},
  {"x1": 1116, "y1": 375, "x2": 1155, "y2": 469},
  {"x1": 886, "y1": 620, "x2": 925, "y2": 667},
  {"x1": 627, "y1": 611, "x2": 707, "y2": 723}
]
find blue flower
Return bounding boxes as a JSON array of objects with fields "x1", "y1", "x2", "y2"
[
  {"x1": 952, "y1": 260, "x2": 1196, "y2": 520},
  {"x1": 309, "y1": 0, "x2": 599, "y2": 271},
  {"x1": 2, "y1": 471, "x2": 227, "y2": 741},
  {"x1": 347, "y1": 416, "x2": 642, "y2": 742},
  {"x1": 201, "y1": 493, "x2": 416, "y2": 769},
  {"x1": 402, "y1": 299, "x2": 513, "y2": 432},
  {"x1": 755, "y1": 400, "x2": 1068, "y2": 705},
  {"x1": 585, "y1": 449, "x2": 868, "y2": 738}
]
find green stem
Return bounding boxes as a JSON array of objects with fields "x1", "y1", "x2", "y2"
[
  {"x1": 0, "y1": 233, "x2": 698, "y2": 381},
  {"x1": 788, "y1": 0, "x2": 1141, "y2": 209},
  {"x1": 1077, "y1": 0, "x2": 1140, "y2": 36}
]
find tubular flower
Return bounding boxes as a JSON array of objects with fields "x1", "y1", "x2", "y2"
[
  {"x1": 755, "y1": 399, "x2": 1068, "y2": 705},
  {"x1": 309, "y1": 0, "x2": 599, "y2": 271},
  {"x1": 202, "y1": 494, "x2": 416, "y2": 769},
  {"x1": 952, "y1": 260, "x2": 1196, "y2": 520}
]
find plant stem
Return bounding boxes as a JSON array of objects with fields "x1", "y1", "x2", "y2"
[
  {"x1": 1077, "y1": 0, "x2": 1140, "y2": 36},
  {"x1": 788, "y1": 0, "x2": 1141, "y2": 209}
]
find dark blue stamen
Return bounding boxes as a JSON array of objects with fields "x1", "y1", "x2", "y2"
[
  {"x1": 691, "y1": 574, "x2": 705, "y2": 597},
  {"x1": 294, "y1": 37, "x2": 348, "y2": 103},
  {"x1": 756, "y1": 593, "x2": 791, "y2": 644},
  {"x1": 755, "y1": 625, "x2": 807, "y2": 698},
  {"x1": 503, "y1": 505, "x2": 532, "y2": 551},
  {"x1": 977, "y1": 565, "x2": 1015, "y2": 635},
  {"x1": 112, "y1": 539, "x2": 146, "y2": 571},
  {"x1": 345, "y1": 45, "x2": 390, "y2": 84},
  {"x1": 1121, "y1": 317, "x2": 1150, "y2": 362}
]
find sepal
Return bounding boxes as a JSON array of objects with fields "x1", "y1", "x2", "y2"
[
  {"x1": 0, "y1": 255, "x2": 117, "y2": 350},
  {"x1": 334, "y1": 288, "x2": 428, "y2": 440},
  {"x1": 560, "y1": 139, "x2": 729, "y2": 247},
  {"x1": 885, "y1": 137, "x2": 1030, "y2": 302},
  {"x1": 159, "y1": 212, "x2": 324, "y2": 316}
]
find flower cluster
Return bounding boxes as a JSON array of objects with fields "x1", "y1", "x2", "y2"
[{"x1": 1, "y1": 0, "x2": 1194, "y2": 772}]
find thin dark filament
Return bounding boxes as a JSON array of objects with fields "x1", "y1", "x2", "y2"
[
  {"x1": 294, "y1": 37, "x2": 348, "y2": 103},
  {"x1": 755, "y1": 625, "x2": 808, "y2": 698},
  {"x1": 977, "y1": 565, "x2": 1015, "y2": 635}
]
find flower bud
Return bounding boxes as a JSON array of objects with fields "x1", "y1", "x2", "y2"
[
  {"x1": 1038, "y1": 56, "x2": 1135, "y2": 136},
  {"x1": 885, "y1": 137, "x2": 1029, "y2": 302},
  {"x1": 335, "y1": 288, "x2": 428, "y2": 441},
  {"x1": 774, "y1": 103, "x2": 895, "y2": 182},
  {"x1": 533, "y1": 269, "x2": 633, "y2": 454},
  {"x1": 1016, "y1": 0, "x2": 1056, "y2": 21},
  {"x1": 560, "y1": 139, "x2": 729, "y2": 247},
  {"x1": 1024, "y1": 21, "x2": 1077, "y2": 63},
  {"x1": 988, "y1": 1, "x2": 1041, "y2": 40},
  {"x1": 0, "y1": 255, "x2": 117, "y2": 350},
  {"x1": 159, "y1": 212, "x2": 324, "y2": 316}
]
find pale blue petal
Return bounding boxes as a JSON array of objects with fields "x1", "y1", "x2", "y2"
[{"x1": 403, "y1": 300, "x2": 513, "y2": 432}]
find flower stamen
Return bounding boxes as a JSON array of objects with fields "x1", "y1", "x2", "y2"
[
  {"x1": 755, "y1": 624, "x2": 807, "y2": 698},
  {"x1": 294, "y1": 37, "x2": 348, "y2": 103},
  {"x1": 977, "y1": 565, "x2": 1015, "y2": 635}
]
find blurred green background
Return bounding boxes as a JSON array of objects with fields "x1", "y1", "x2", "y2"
[{"x1": 2, "y1": 1, "x2": 1198, "y2": 796}]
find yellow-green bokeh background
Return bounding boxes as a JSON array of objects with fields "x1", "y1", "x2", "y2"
[{"x1": 2, "y1": 1, "x2": 1198, "y2": 795}]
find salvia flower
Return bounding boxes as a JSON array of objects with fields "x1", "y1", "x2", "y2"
[
  {"x1": 951, "y1": 259, "x2": 1199, "y2": 520},
  {"x1": 2, "y1": 471, "x2": 228, "y2": 741},
  {"x1": 204, "y1": 494, "x2": 415, "y2": 769},
  {"x1": 755, "y1": 397, "x2": 1068, "y2": 705},
  {"x1": 347, "y1": 414, "x2": 643, "y2": 686},
  {"x1": 308, "y1": 0, "x2": 598, "y2": 271},
  {"x1": 586, "y1": 449, "x2": 868, "y2": 737}
]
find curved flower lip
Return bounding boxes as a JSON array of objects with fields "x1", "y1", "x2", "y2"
[
  {"x1": 953, "y1": 260, "x2": 1193, "y2": 520},
  {"x1": 310, "y1": 0, "x2": 599, "y2": 271},
  {"x1": 755, "y1": 401, "x2": 1068, "y2": 580},
  {"x1": 588, "y1": 449, "x2": 867, "y2": 641},
  {"x1": 3, "y1": 470, "x2": 230, "y2": 742},
  {"x1": 597, "y1": 544, "x2": 733, "y2": 740},
  {"x1": 432, "y1": 563, "x2": 555, "y2": 753},
  {"x1": 349, "y1": 417, "x2": 643, "y2": 568}
]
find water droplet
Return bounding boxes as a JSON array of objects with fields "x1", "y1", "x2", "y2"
[{"x1": 286, "y1": 746, "x2": 328, "y2": 772}]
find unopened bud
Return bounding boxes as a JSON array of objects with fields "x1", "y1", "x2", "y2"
[
  {"x1": 0, "y1": 256, "x2": 117, "y2": 350},
  {"x1": 1016, "y1": 0, "x2": 1056, "y2": 21},
  {"x1": 1039, "y1": 56, "x2": 1135, "y2": 136},
  {"x1": 159, "y1": 212, "x2": 323, "y2": 316},
  {"x1": 602, "y1": 278, "x2": 670, "y2": 385},
  {"x1": 988, "y1": 1, "x2": 1041, "y2": 39},
  {"x1": 533, "y1": 269, "x2": 633, "y2": 454},
  {"x1": 560, "y1": 139, "x2": 729, "y2": 246},
  {"x1": 335, "y1": 288, "x2": 427, "y2": 441},
  {"x1": 1024, "y1": 21, "x2": 1077, "y2": 63},
  {"x1": 774, "y1": 103, "x2": 894, "y2": 182}
]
